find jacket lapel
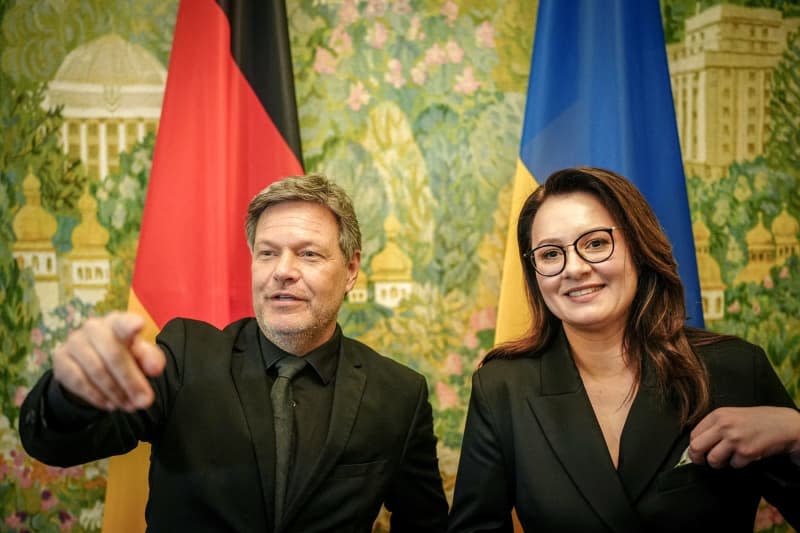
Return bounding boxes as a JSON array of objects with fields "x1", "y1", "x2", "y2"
[
  {"x1": 617, "y1": 360, "x2": 685, "y2": 502},
  {"x1": 280, "y1": 339, "x2": 367, "y2": 528},
  {"x1": 230, "y1": 320, "x2": 276, "y2": 529},
  {"x1": 526, "y1": 331, "x2": 645, "y2": 533}
]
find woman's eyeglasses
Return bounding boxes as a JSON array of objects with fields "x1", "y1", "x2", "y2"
[{"x1": 523, "y1": 227, "x2": 616, "y2": 277}]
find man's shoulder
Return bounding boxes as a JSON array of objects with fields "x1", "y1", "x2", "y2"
[
  {"x1": 158, "y1": 316, "x2": 256, "y2": 351},
  {"x1": 341, "y1": 335, "x2": 426, "y2": 384}
]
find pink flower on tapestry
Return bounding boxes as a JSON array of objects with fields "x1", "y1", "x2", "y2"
[
  {"x1": 385, "y1": 59, "x2": 405, "y2": 88},
  {"x1": 365, "y1": 0, "x2": 387, "y2": 18},
  {"x1": 454, "y1": 67, "x2": 480, "y2": 95},
  {"x1": 411, "y1": 64, "x2": 427, "y2": 85},
  {"x1": 445, "y1": 40, "x2": 464, "y2": 63},
  {"x1": 476, "y1": 21, "x2": 496, "y2": 48},
  {"x1": 18, "y1": 466, "x2": 33, "y2": 488},
  {"x1": 470, "y1": 307, "x2": 497, "y2": 332},
  {"x1": 347, "y1": 82, "x2": 371, "y2": 111},
  {"x1": 762, "y1": 274, "x2": 774, "y2": 289},
  {"x1": 41, "y1": 489, "x2": 59, "y2": 511},
  {"x1": 367, "y1": 22, "x2": 389, "y2": 49},
  {"x1": 313, "y1": 47, "x2": 336, "y2": 75},
  {"x1": 436, "y1": 381, "x2": 459, "y2": 409},
  {"x1": 754, "y1": 501, "x2": 785, "y2": 530},
  {"x1": 442, "y1": 352, "x2": 463, "y2": 375},
  {"x1": 30, "y1": 327, "x2": 44, "y2": 346},
  {"x1": 727, "y1": 300, "x2": 741, "y2": 314},
  {"x1": 33, "y1": 347, "x2": 48, "y2": 365},
  {"x1": 751, "y1": 300, "x2": 761, "y2": 315},
  {"x1": 779, "y1": 266, "x2": 789, "y2": 279},
  {"x1": 441, "y1": 0, "x2": 458, "y2": 25},
  {"x1": 58, "y1": 511, "x2": 76, "y2": 531},
  {"x1": 424, "y1": 43, "x2": 447, "y2": 66},
  {"x1": 407, "y1": 15, "x2": 425, "y2": 41},
  {"x1": 14, "y1": 386, "x2": 28, "y2": 407},
  {"x1": 5, "y1": 512, "x2": 24, "y2": 528},
  {"x1": 393, "y1": 0, "x2": 412, "y2": 15},
  {"x1": 463, "y1": 332, "x2": 478, "y2": 349},
  {"x1": 338, "y1": 0, "x2": 359, "y2": 25},
  {"x1": 330, "y1": 27, "x2": 353, "y2": 55}
]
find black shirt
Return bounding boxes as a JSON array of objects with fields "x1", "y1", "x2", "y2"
[{"x1": 259, "y1": 325, "x2": 340, "y2": 503}]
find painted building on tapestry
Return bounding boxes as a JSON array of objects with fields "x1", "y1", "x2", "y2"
[
  {"x1": 44, "y1": 33, "x2": 166, "y2": 181},
  {"x1": 347, "y1": 214, "x2": 417, "y2": 309},
  {"x1": 668, "y1": 4, "x2": 800, "y2": 182},
  {"x1": 669, "y1": 4, "x2": 800, "y2": 323}
]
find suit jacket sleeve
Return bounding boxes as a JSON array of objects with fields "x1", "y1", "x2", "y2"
[
  {"x1": 447, "y1": 369, "x2": 514, "y2": 533},
  {"x1": 384, "y1": 375, "x2": 449, "y2": 533},
  {"x1": 18, "y1": 321, "x2": 184, "y2": 467},
  {"x1": 748, "y1": 345, "x2": 800, "y2": 526}
]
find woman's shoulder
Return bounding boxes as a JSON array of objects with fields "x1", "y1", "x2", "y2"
[{"x1": 689, "y1": 329, "x2": 765, "y2": 365}]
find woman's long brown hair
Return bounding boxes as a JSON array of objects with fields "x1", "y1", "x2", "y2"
[{"x1": 487, "y1": 167, "x2": 727, "y2": 426}]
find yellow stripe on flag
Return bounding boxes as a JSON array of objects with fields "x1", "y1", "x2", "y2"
[
  {"x1": 101, "y1": 289, "x2": 158, "y2": 533},
  {"x1": 494, "y1": 160, "x2": 538, "y2": 345}
]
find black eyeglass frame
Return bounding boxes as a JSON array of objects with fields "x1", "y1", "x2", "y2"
[{"x1": 523, "y1": 227, "x2": 617, "y2": 277}]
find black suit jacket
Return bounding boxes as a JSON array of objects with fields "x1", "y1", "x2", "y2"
[
  {"x1": 20, "y1": 318, "x2": 448, "y2": 532},
  {"x1": 448, "y1": 330, "x2": 800, "y2": 533}
]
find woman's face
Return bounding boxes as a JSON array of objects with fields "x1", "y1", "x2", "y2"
[{"x1": 530, "y1": 192, "x2": 638, "y2": 337}]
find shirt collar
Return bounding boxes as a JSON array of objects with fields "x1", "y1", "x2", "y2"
[{"x1": 258, "y1": 325, "x2": 341, "y2": 385}]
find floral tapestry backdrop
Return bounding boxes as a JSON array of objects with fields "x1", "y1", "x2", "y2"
[{"x1": 1, "y1": 0, "x2": 798, "y2": 532}]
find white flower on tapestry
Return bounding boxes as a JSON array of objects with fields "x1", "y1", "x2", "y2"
[
  {"x1": 131, "y1": 148, "x2": 151, "y2": 175},
  {"x1": 78, "y1": 501, "x2": 104, "y2": 530},
  {"x1": 347, "y1": 81, "x2": 371, "y2": 111},
  {"x1": 119, "y1": 175, "x2": 138, "y2": 200},
  {"x1": 111, "y1": 203, "x2": 127, "y2": 229},
  {"x1": 454, "y1": 66, "x2": 480, "y2": 95},
  {"x1": 384, "y1": 58, "x2": 405, "y2": 88}
]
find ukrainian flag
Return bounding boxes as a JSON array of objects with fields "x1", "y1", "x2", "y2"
[{"x1": 496, "y1": 0, "x2": 704, "y2": 346}]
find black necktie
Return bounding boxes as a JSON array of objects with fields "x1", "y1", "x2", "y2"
[{"x1": 271, "y1": 356, "x2": 307, "y2": 527}]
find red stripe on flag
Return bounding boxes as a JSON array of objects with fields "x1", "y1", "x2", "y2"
[{"x1": 132, "y1": 0, "x2": 303, "y2": 329}]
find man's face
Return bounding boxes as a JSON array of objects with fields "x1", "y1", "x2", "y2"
[{"x1": 251, "y1": 201, "x2": 360, "y2": 354}]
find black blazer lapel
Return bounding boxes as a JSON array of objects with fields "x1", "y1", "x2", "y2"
[
  {"x1": 281, "y1": 341, "x2": 367, "y2": 527},
  {"x1": 527, "y1": 333, "x2": 645, "y2": 533},
  {"x1": 617, "y1": 362, "x2": 684, "y2": 503},
  {"x1": 230, "y1": 320, "x2": 276, "y2": 528}
]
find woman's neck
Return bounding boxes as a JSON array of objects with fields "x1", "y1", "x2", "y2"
[{"x1": 563, "y1": 323, "x2": 630, "y2": 379}]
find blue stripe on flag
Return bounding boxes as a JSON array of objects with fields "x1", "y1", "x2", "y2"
[{"x1": 520, "y1": 0, "x2": 704, "y2": 327}]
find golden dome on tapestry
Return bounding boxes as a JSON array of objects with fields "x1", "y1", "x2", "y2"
[
  {"x1": 53, "y1": 33, "x2": 166, "y2": 86},
  {"x1": 692, "y1": 218, "x2": 711, "y2": 242},
  {"x1": 771, "y1": 207, "x2": 799, "y2": 239},
  {"x1": 696, "y1": 251, "x2": 724, "y2": 288},
  {"x1": 71, "y1": 189, "x2": 109, "y2": 251},
  {"x1": 12, "y1": 170, "x2": 57, "y2": 244},
  {"x1": 370, "y1": 214, "x2": 413, "y2": 281},
  {"x1": 353, "y1": 268, "x2": 369, "y2": 291},
  {"x1": 745, "y1": 214, "x2": 773, "y2": 246}
]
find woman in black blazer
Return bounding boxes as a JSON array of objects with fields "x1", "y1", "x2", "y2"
[{"x1": 448, "y1": 167, "x2": 800, "y2": 532}]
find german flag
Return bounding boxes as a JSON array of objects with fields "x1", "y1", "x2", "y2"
[{"x1": 103, "y1": 1, "x2": 303, "y2": 531}]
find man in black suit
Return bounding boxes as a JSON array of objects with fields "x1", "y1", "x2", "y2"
[{"x1": 20, "y1": 173, "x2": 448, "y2": 532}]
